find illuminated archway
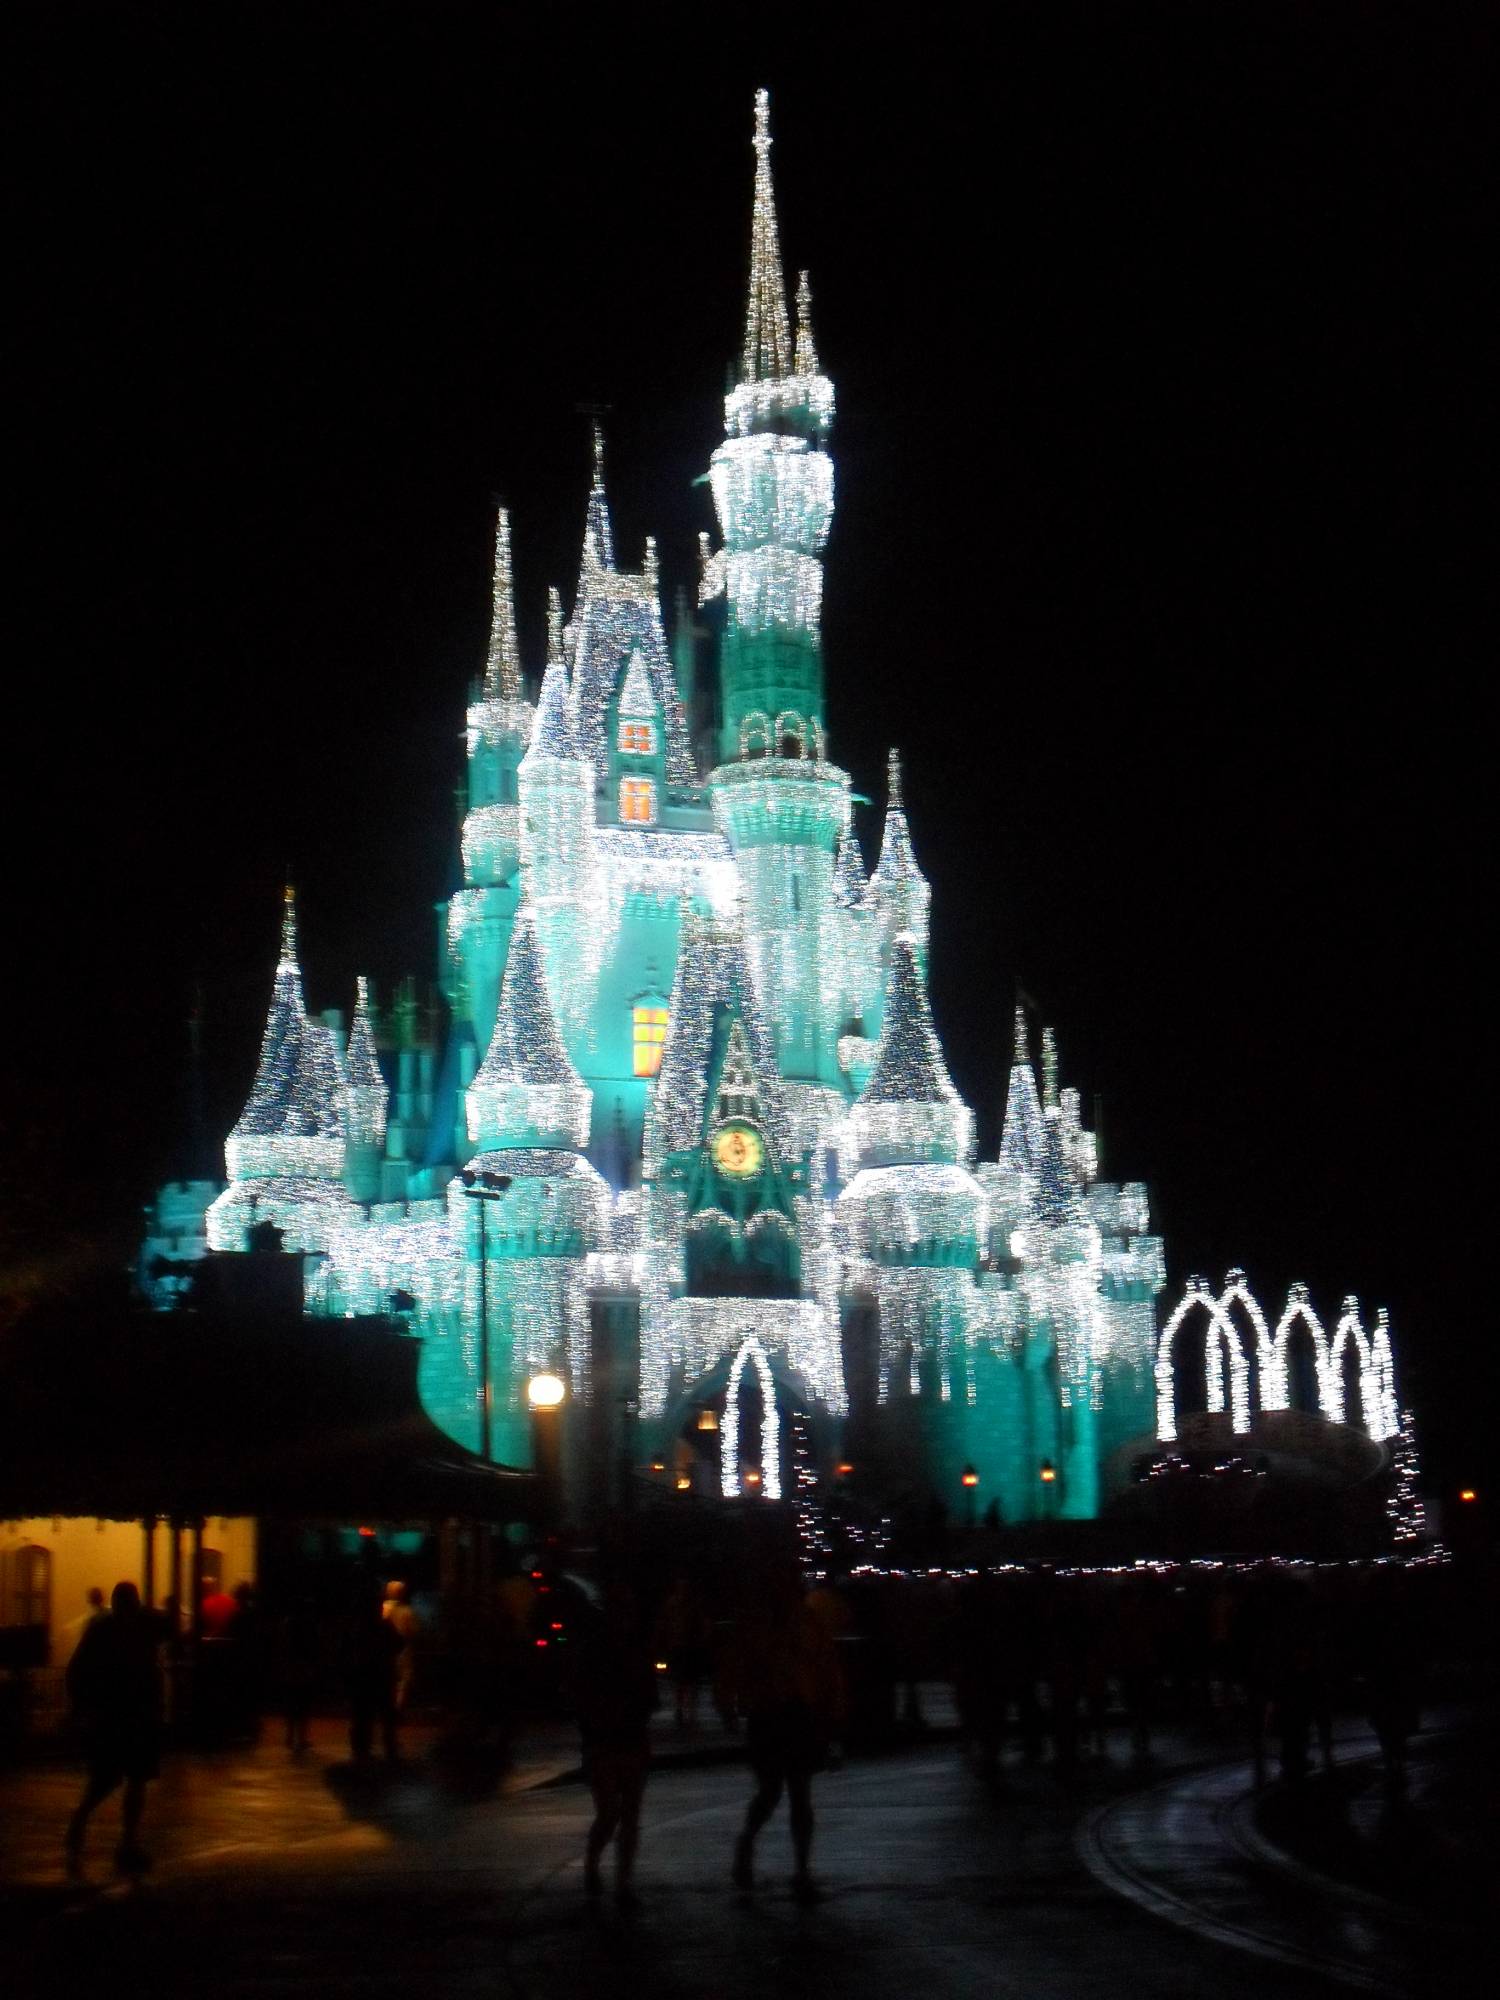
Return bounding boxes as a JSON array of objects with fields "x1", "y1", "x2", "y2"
[
  {"x1": 721, "y1": 1336, "x2": 781, "y2": 1498},
  {"x1": 1155, "y1": 1279, "x2": 1249, "y2": 1439}
]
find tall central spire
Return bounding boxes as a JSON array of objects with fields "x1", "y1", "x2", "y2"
[{"x1": 742, "y1": 88, "x2": 791, "y2": 385}]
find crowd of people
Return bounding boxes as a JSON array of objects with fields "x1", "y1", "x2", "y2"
[{"x1": 51, "y1": 1549, "x2": 1456, "y2": 1891}]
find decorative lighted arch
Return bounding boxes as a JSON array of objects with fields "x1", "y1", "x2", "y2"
[
  {"x1": 808, "y1": 718, "x2": 827, "y2": 762},
  {"x1": 1216, "y1": 1268, "x2": 1273, "y2": 1386},
  {"x1": 1266, "y1": 1283, "x2": 1330, "y2": 1415},
  {"x1": 739, "y1": 711, "x2": 771, "y2": 760},
  {"x1": 774, "y1": 709, "x2": 807, "y2": 759},
  {"x1": 1155, "y1": 1277, "x2": 1249, "y2": 1440},
  {"x1": 721, "y1": 1335, "x2": 781, "y2": 1498},
  {"x1": 1328, "y1": 1295, "x2": 1385, "y2": 1433},
  {"x1": 1369, "y1": 1309, "x2": 1398, "y2": 1440}
]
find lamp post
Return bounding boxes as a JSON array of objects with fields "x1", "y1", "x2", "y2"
[
  {"x1": 528, "y1": 1370, "x2": 567, "y2": 1525},
  {"x1": 1039, "y1": 1458, "x2": 1057, "y2": 1523},
  {"x1": 459, "y1": 1170, "x2": 512, "y2": 1462},
  {"x1": 961, "y1": 1463, "x2": 979, "y2": 1531}
]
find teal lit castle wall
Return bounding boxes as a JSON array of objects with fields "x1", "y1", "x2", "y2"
[{"x1": 172, "y1": 91, "x2": 1188, "y2": 1522}]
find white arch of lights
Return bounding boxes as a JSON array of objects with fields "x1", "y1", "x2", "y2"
[
  {"x1": 1156, "y1": 1272, "x2": 1397, "y2": 1443},
  {"x1": 721, "y1": 1335, "x2": 781, "y2": 1499}
]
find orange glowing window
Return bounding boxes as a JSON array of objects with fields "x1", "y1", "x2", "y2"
[
  {"x1": 633, "y1": 1005, "x2": 668, "y2": 1078},
  {"x1": 619, "y1": 719, "x2": 655, "y2": 756},
  {"x1": 619, "y1": 777, "x2": 656, "y2": 825}
]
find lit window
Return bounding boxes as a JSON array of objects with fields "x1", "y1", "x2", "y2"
[
  {"x1": 633, "y1": 1005, "x2": 668, "y2": 1077},
  {"x1": 619, "y1": 719, "x2": 655, "y2": 756},
  {"x1": 619, "y1": 777, "x2": 656, "y2": 824}
]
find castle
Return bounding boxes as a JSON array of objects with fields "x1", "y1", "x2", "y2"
[{"x1": 143, "y1": 93, "x2": 1402, "y2": 1529}]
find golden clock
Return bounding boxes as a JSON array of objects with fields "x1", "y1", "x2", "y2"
[{"x1": 712, "y1": 1123, "x2": 763, "y2": 1178}]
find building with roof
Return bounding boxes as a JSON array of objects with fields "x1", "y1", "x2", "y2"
[{"x1": 144, "y1": 93, "x2": 1405, "y2": 1532}]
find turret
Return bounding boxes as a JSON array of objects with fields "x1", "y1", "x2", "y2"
[
  {"x1": 207, "y1": 887, "x2": 355, "y2": 1256},
  {"x1": 519, "y1": 588, "x2": 597, "y2": 1040},
  {"x1": 446, "y1": 509, "x2": 536, "y2": 1053},
  {"x1": 707, "y1": 89, "x2": 836, "y2": 766},
  {"x1": 343, "y1": 974, "x2": 389, "y2": 1201},
  {"x1": 868, "y1": 750, "x2": 931, "y2": 970},
  {"x1": 848, "y1": 934, "x2": 972, "y2": 1170},
  {"x1": 466, "y1": 908, "x2": 591, "y2": 1151}
]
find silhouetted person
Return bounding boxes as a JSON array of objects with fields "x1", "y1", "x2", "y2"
[
  {"x1": 382, "y1": 1580, "x2": 421, "y2": 1714},
  {"x1": 727, "y1": 1568, "x2": 845, "y2": 1900},
  {"x1": 343, "y1": 1586, "x2": 402, "y2": 1763},
  {"x1": 62, "y1": 1587, "x2": 106, "y2": 1660},
  {"x1": 64, "y1": 1582, "x2": 167, "y2": 1878},
  {"x1": 572, "y1": 1582, "x2": 657, "y2": 1904}
]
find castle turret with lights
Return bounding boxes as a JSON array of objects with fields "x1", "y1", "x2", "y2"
[{"x1": 151, "y1": 94, "x2": 1405, "y2": 1530}]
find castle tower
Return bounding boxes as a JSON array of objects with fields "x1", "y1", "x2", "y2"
[
  {"x1": 518, "y1": 588, "x2": 596, "y2": 1044},
  {"x1": 434, "y1": 903, "x2": 606, "y2": 1464},
  {"x1": 206, "y1": 887, "x2": 355, "y2": 1255},
  {"x1": 868, "y1": 749, "x2": 932, "y2": 983},
  {"x1": 342, "y1": 975, "x2": 389, "y2": 1202},
  {"x1": 708, "y1": 90, "x2": 848, "y2": 1085},
  {"x1": 445, "y1": 509, "x2": 536, "y2": 1057},
  {"x1": 838, "y1": 934, "x2": 985, "y2": 1499}
]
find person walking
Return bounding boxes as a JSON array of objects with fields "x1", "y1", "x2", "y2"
[
  {"x1": 571, "y1": 1581, "x2": 657, "y2": 1906},
  {"x1": 727, "y1": 1566, "x2": 845, "y2": 1901},
  {"x1": 63, "y1": 1582, "x2": 168, "y2": 1878},
  {"x1": 344, "y1": 1584, "x2": 402, "y2": 1763}
]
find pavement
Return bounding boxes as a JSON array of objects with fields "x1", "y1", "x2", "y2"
[{"x1": 0, "y1": 1694, "x2": 1481, "y2": 2000}]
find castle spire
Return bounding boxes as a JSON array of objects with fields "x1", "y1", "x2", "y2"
[
  {"x1": 484, "y1": 507, "x2": 523, "y2": 701},
  {"x1": 869, "y1": 750, "x2": 931, "y2": 953},
  {"x1": 574, "y1": 425, "x2": 616, "y2": 611},
  {"x1": 851, "y1": 934, "x2": 973, "y2": 1166},
  {"x1": 794, "y1": 269, "x2": 819, "y2": 377},
  {"x1": 224, "y1": 887, "x2": 345, "y2": 1181},
  {"x1": 343, "y1": 974, "x2": 388, "y2": 1152},
  {"x1": 742, "y1": 88, "x2": 791, "y2": 384},
  {"x1": 524, "y1": 588, "x2": 579, "y2": 763},
  {"x1": 279, "y1": 882, "x2": 299, "y2": 971},
  {"x1": 1041, "y1": 1026, "x2": 1059, "y2": 1112},
  {"x1": 999, "y1": 1008, "x2": 1045, "y2": 1176},
  {"x1": 467, "y1": 906, "x2": 591, "y2": 1150}
]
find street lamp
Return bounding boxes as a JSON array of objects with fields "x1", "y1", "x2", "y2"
[
  {"x1": 1039, "y1": 1459, "x2": 1056, "y2": 1521},
  {"x1": 961, "y1": 1463, "x2": 979, "y2": 1530},
  {"x1": 527, "y1": 1373, "x2": 566, "y2": 1411},
  {"x1": 527, "y1": 1371, "x2": 567, "y2": 1526},
  {"x1": 459, "y1": 1169, "x2": 512, "y2": 1462}
]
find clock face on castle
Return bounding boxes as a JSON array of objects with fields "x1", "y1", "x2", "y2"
[{"x1": 712, "y1": 1123, "x2": 764, "y2": 1179}]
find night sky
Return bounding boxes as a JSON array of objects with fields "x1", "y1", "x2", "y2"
[{"x1": 10, "y1": 7, "x2": 1491, "y2": 1490}]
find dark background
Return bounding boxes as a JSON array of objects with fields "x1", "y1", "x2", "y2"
[{"x1": 8, "y1": 6, "x2": 1492, "y2": 1493}]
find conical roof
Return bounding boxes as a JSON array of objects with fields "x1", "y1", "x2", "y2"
[
  {"x1": 869, "y1": 750, "x2": 930, "y2": 946},
  {"x1": 466, "y1": 909, "x2": 591, "y2": 1150},
  {"x1": 225, "y1": 889, "x2": 346, "y2": 1180},
  {"x1": 998, "y1": 1006, "x2": 1045, "y2": 1175},
  {"x1": 741, "y1": 89, "x2": 791, "y2": 385},
  {"x1": 343, "y1": 976, "x2": 388, "y2": 1148},
  {"x1": 522, "y1": 590, "x2": 582, "y2": 765},
  {"x1": 851, "y1": 935, "x2": 972, "y2": 1166}
]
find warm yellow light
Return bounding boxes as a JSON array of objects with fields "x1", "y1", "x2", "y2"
[
  {"x1": 632, "y1": 1004, "x2": 669, "y2": 1078},
  {"x1": 961, "y1": 1469, "x2": 979, "y2": 1489},
  {"x1": 1039, "y1": 1462, "x2": 1057, "y2": 1484},
  {"x1": 675, "y1": 1475, "x2": 692, "y2": 1492},
  {"x1": 696, "y1": 1408, "x2": 719, "y2": 1432},
  {"x1": 527, "y1": 1372, "x2": 566, "y2": 1411},
  {"x1": 744, "y1": 1468, "x2": 761, "y2": 1486},
  {"x1": 1459, "y1": 1488, "x2": 1478, "y2": 1503},
  {"x1": 836, "y1": 1461, "x2": 854, "y2": 1478}
]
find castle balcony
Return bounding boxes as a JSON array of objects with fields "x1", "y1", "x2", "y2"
[{"x1": 709, "y1": 755, "x2": 849, "y2": 852}]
